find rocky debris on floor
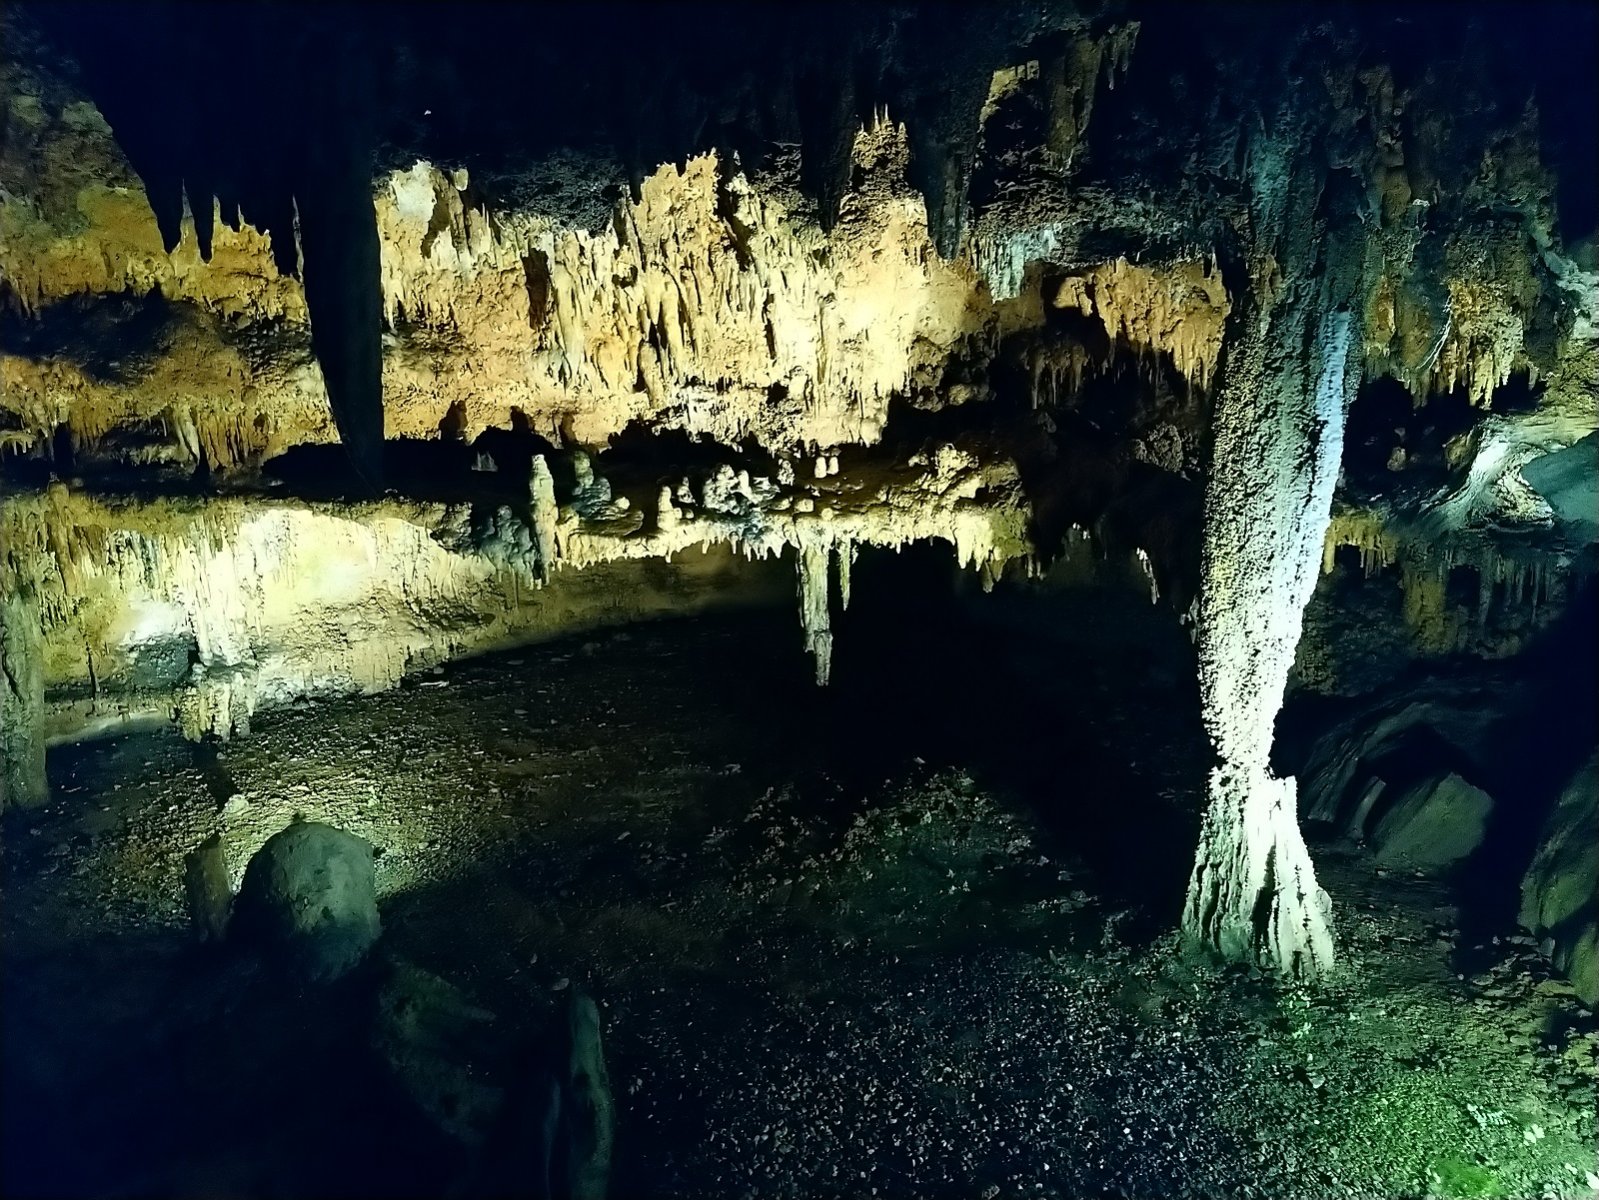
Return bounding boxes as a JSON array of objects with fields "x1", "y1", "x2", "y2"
[
  {"x1": 232, "y1": 820, "x2": 382, "y2": 981},
  {"x1": 5, "y1": 625, "x2": 1593, "y2": 1199}
]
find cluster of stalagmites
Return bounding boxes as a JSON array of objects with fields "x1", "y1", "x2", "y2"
[{"x1": 0, "y1": 437, "x2": 1031, "y2": 811}]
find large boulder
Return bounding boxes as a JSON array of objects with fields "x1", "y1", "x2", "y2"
[
  {"x1": 1370, "y1": 772, "x2": 1495, "y2": 871},
  {"x1": 233, "y1": 821, "x2": 381, "y2": 980},
  {"x1": 1521, "y1": 755, "x2": 1599, "y2": 1008}
]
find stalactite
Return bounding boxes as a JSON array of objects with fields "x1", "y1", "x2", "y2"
[
  {"x1": 1050, "y1": 258, "x2": 1231, "y2": 393},
  {"x1": 797, "y1": 537, "x2": 833, "y2": 686},
  {"x1": 528, "y1": 455, "x2": 559, "y2": 584}
]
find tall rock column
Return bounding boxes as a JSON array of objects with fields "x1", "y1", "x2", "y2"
[
  {"x1": 1181, "y1": 130, "x2": 1360, "y2": 980},
  {"x1": 1, "y1": 586, "x2": 48, "y2": 810},
  {"x1": 296, "y1": 26, "x2": 384, "y2": 493}
]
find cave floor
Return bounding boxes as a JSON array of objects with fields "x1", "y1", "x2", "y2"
[{"x1": 4, "y1": 605, "x2": 1597, "y2": 1200}]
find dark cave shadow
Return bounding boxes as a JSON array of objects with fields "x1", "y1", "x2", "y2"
[
  {"x1": 0, "y1": 920, "x2": 459, "y2": 1200},
  {"x1": 1281, "y1": 576, "x2": 1598, "y2": 948},
  {"x1": 1452, "y1": 581, "x2": 1598, "y2": 942},
  {"x1": 826, "y1": 542, "x2": 1208, "y2": 943}
]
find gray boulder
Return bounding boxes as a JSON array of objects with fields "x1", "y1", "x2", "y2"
[
  {"x1": 1370, "y1": 772, "x2": 1494, "y2": 871},
  {"x1": 1521, "y1": 755, "x2": 1599, "y2": 1008},
  {"x1": 233, "y1": 821, "x2": 381, "y2": 980}
]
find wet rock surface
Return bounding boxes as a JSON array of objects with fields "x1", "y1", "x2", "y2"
[{"x1": 1522, "y1": 755, "x2": 1599, "y2": 1008}]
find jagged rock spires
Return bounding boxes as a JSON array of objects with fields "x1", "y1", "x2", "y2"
[
  {"x1": 529, "y1": 455, "x2": 560, "y2": 583},
  {"x1": 797, "y1": 538, "x2": 834, "y2": 686}
]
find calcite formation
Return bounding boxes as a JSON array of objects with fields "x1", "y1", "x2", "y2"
[
  {"x1": 1050, "y1": 257, "x2": 1230, "y2": 393},
  {"x1": 1180, "y1": 103, "x2": 1362, "y2": 977},
  {"x1": 1, "y1": 2, "x2": 1595, "y2": 984}
]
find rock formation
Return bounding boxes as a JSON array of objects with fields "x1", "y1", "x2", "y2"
[
  {"x1": 233, "y1": 821, "x2": 382, "y2": 981},
  {"x1": 1180, "y1": 88, "x2": 1363, "y2": 977},
  {"x1": 1521, "y1": 756, "x2": 1599, "y2": 1007},
  {"x1": 1, "y1": 1, "x2": 1595, "y2": 987}
]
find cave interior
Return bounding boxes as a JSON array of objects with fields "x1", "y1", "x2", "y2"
[{"x1": 1, "y1": 2, "x2": 1596, "y2": 1198}]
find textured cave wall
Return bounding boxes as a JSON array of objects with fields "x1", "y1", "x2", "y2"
[
  {"x1": 0, "y1": 437, "x2": 1031, "y2": 793},
  {"x1": 0, "y1": 486, "x2": 798, "y2": 756},
  {"x1": 0, "y1": 585, "x2": 47, "y2": 808},
  {"x1": 2, "y1": 5, "x2": 1593, "y2": 668},
  {"x1": 9, "y1": 0, "x2": 1119, "y2": 474}
]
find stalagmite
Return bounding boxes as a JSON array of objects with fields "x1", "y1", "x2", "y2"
[
  {"x1": 529, "y1": 455, "x2": 560, "y2": 583},
  {"x1": 656, "y1": 486, "x2": 679, "y2": 533},
  {"x1": 0, "y1": 587, "x2": 48, "y2": 810},
  {"x1": 797, "y1": 537, "x2": 834, "y2": 686},
  {"x1": 1181, "y1": 122, "x2": 1361, "y2": 978},
  {"x1": 183, "y1": 833, "x2": 233, "y2": 943},
  {"x1": 1135, "y1": 548, "x2": 1160, "y2": 605}
]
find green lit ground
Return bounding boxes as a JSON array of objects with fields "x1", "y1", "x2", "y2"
[{"x1": 4, "y1": 598, "x2": 1596, "y2": 1199}]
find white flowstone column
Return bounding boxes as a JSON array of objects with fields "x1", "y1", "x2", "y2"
[
  {"x1": 1182, "y1": 304, "x2": 1355, "y2": 979},
  {"x1": 529, "y1": 454, "x2": 560, "y2": 583}
]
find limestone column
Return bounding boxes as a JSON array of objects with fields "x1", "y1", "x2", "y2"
[
  {"x1": 1, "y1": 586, "x2": 48, "y2": 810},
  {"x1": 1181, "y1": 120, "x2": 1362, "y2": 979}
]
